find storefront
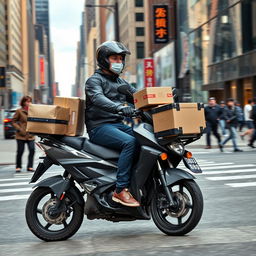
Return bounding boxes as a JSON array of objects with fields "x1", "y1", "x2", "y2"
[{"x1": 177, "y1": 0, "x2": 256, "y2": 105}]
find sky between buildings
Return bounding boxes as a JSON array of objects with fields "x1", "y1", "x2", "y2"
[{"x1": 50, "y1": 0, "x2": 84, "y2": 97}]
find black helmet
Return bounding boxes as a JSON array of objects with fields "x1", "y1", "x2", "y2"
[{"x1": 96, "y1": 41, "x2": 131, "y2": 71}]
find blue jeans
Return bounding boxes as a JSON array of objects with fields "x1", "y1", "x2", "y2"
[
  {"x1": 219, "y1": 119, "x2": 227, "y2": 135},
  {"x1": 220, "y1": 126, "x2": 238, "y2": 150},
  {"x1": 88, "y1": 123, "x2": 139, "y2": 189}
]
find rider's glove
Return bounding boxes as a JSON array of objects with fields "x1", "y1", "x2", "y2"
[{"x1": 118, "y1": 106, "x2": 135, "y2": 117}]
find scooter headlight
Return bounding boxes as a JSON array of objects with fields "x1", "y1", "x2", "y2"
[{"x1": 167, "y1": 142, "x2": 185, "y2": 156}]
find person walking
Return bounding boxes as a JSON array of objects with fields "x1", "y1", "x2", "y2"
[
  {"x1": 248, "y1": 97, "x2": 256, "y2": 148},
  {"x1": 219, "y1": 100, "x2": 227, "y2": 136},
  {"x1": 235, "y1": 101, "x2": 244, "y2": 132},
  {"x1": 219, "y1": 98, "x2": 243, "y2": 152},
  {"x1": 12, "y1": 96, "x2": 35, "y2": 173},
  {"x1": 204, "y1": 97, "x2": 222, "y2": 149},
  {"x1": 241, "y1": 99, "x2": 254, "y2": 144}
]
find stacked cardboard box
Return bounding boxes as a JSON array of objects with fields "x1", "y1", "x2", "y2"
[
  {"x1": 151, "y1": 103, "x2": 206, "y2": 138},
  {"x1": 27, "y1": 104, "x2": 70, "y2": 135},
  {"x1": 133, "y1": 87, "x2": 206, "y2": 138},
  {"x1": 26, "y1": 97, "x2": 85, "y2": 136}
]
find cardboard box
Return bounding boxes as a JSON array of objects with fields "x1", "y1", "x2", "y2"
[
  {"x1": 27, "y1": 104, "x2": 70, "y2": 135},
  {"x1": 133, "y1": 87, "x2": 173, "y2": 109},
  {"x1": 151, "y1": 103, "x2": 206, "y2": 137},
  {"x1": 54, "y1": 97, "x2": 85, "y2": 136}
]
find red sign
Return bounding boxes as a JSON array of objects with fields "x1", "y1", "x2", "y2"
[
  {"x1": 39, "y1": 57, "x2": 45, "y2": 85},
  {"x1": 144, "y1": 58, "x2": 155, "y2": 87}
]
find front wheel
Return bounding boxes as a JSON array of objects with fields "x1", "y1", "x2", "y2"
[
  {"x1": 25, "y1": 187, "x2": 84, "y2": 241},
  {"x1": 151, "y1": 179, "x2": 203, "y2": 236}
]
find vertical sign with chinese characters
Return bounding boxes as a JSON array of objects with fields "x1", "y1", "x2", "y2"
[
  {"x1": 144, "y1": 58, "x2": 155, "y2": 87},
  {"x1": 39, "y1": 56, "x2": 45, "y2": 85},
  {"x1": 153, "y1": 5, "x2": 169, "y2": 44}
]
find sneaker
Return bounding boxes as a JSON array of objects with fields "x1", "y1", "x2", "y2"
[
  {"x1": 219, "y1": 144, "x2": 224, "y2": 152},
  {"x1": 248, "y1": 144, "x2": 255, "y2": 148},
  {"x1": 15, "y1": 168, "x2": 21, "y2": 173},
  {"x1": 27, "y1": 168, "x2": 35, "y2": 172},
  {"x1": 234, "y1": 149, "x2": 243, "y2": 152},
  {"x1": 204, "y1": 146, "x2": 212, "y2": 149},
  {"x1": 112, "y1": 188, "x2": 140, "y2": 207}
]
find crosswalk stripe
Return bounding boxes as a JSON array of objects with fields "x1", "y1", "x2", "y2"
[
  {"x1": 0, "y1": 177, "x2": 31, "y2": 182},
  {"x1": 203, "y1": 169, "x2": 256, "y2": 175},
  {"x1": 199, "y1": 163, "x2": 233, "y2": 167},
  {"x1": 207, "y1": 174, "x2": 256, "y2": 181},
  {"x1": 0, "y1": 194, "x2": 29, "y2": 201},
  {"x1": 225, "y1": 182, "x2": 256, "y2": 188},
  {"x1": 0, "y1": 187, "x2": 32, "y2": 193},
  {"x1": 0, "y1": 182, "x2": 28, "y2": 187},
  {"x1": 202, "y1": 164, "x2": 255, "y2": 170}
]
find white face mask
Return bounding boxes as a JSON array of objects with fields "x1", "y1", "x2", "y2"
[{"x1": 110, "y1": 63, "x2": 124, "y2": 74}]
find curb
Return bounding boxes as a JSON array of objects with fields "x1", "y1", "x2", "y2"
[{"x1": 0, "y1": 163, "x2": 15, "y2": 166}]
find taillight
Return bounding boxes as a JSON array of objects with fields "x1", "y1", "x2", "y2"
[{"x1": 3, "y1": 118, "x2": 11, "y2": 123}]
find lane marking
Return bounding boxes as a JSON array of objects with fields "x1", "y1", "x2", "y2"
[
  {"x1": 202, "y1": 164, "x2": 255, "y2": 170},
  {"x1": 225, "y1": 182, "x2": 256, "y2": 188},
  {"x1": 0, "y1": 194, "x2": 29, "y2": 201},
  {"x1": 202, "y1": 169, "x2": 256, "y2": 175},
  {"x1": 199, "y1": 163, "x2": 233, "y2": 167},
  {"x1": 0, "y1": 177, "x2": 30, "y2": 182},
  {"x1": 207, "y1": 174, "x2": 256, "y2": 181},
  {"x1": 0, "y1": 182, "x2": 29, "y2": 187},
  {"x1": 0, "y1": 187, "x2": 33, "y2": 193}
]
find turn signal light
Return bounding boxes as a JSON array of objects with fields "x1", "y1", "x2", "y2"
[
  {"x1": 185, "y1": 151, "x2": 193, "y2": 159},
  {"x1": 160, "y1": 153, "x2": 168, "y2": 161}
]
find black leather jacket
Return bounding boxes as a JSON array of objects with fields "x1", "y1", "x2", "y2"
[{"x1": 85, "y1": 69, "x2": 136, "y2": 132}]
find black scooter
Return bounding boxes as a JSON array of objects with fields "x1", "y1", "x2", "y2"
[{"x1": 25, "y1": 87, "x2": 204, "y2": 242}]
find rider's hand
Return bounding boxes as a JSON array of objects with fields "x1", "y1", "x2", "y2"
[{"x1": 118, "y1": 106, "x2": 135, "y2": 117}]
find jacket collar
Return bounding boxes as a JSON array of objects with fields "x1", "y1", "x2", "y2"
[{"x1": 95, "y1": 69, "x2": 119, "y2": 81}]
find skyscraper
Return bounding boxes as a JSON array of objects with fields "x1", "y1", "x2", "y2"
[{"x1": 35, "y1": 0, "x2": 53, "y2": 102}]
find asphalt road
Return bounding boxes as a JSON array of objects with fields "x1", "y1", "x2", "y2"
[{"x1": 0, "y1": 136, "x2": 256, "y2": 256}]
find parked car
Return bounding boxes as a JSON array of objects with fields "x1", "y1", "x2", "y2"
[{"x1": 3, "y1": 108, "x2": 17, "y2": 139}]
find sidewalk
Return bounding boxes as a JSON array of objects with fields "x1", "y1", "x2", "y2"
[{"x1": 0, "y1": 123, "x2": 253, "y2": 165}]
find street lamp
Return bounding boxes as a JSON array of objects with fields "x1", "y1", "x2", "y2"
[{"x1": 85, "y1": 1, "x2": 120, "y2": 42}]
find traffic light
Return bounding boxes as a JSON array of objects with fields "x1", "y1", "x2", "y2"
[{"x1": 0, "y1": 67, "x2": 6, "y2": 87}]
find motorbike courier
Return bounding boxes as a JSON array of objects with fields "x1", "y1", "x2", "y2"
[{"x1": 25, "y1": 85, "x2": 204, "y2": 241}]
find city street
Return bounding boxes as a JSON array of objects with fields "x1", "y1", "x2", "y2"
[{"x1": 0, "y1": 125, "x2": 256, "y2": 256}]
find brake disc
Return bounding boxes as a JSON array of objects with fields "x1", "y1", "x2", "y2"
[
  {"x1": 166, "y1": 192, "x2": 191, "y2": 218},
  {"x1": 42, "y1": 198, "x2": 67, "y2": 225}
]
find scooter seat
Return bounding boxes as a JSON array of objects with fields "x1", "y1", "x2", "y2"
[
  {"x1": 83, "y1": 139, "x2": 120, "y2": 160},
  {"x1": 57, "y1": 136, "x2": 86, "y2": 150}
]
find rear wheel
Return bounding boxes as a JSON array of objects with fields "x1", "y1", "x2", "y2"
[
  {"x1": 25, "y1": 187, "x2": 84, "y2": 241},
  {"x1": 151, "y1": 179, "x2": 203, "y2": 236}
]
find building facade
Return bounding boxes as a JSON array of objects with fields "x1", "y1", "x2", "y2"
[
  {"x1": 177, "y1": 0, "x2": 256, "y2": 104},
  {"x1": 35, "y1": 0, "x2": 53, "y2": 103}
]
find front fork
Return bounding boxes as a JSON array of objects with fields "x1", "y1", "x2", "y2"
[{"x1": 157, "y1": 160, "x2": 176, "y2": 207}]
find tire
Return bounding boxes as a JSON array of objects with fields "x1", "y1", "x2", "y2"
[
  {"x1": 151, "y1": 179, "x2": 203, "y2": 236},
  {"x1": 25, "y1": 187, "x2": 84, "y2": 241}
]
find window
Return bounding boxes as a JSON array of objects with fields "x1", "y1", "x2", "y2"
[
  {"x1": 136, "y1": 42, "x2": 144, "y2": 59},
  {"x1": 136, "y1": 27, "x2": 144, "y2": 36},
  {"x1": 135, "y1": 0, "x2": 143, "y2": 7},
  {"x1": 135, "y1": 13, "x2": 144, "y2": 22}
]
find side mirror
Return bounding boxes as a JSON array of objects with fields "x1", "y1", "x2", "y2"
[{"x1": 117, "y1": 84, "x2": 132, "y2": 96}]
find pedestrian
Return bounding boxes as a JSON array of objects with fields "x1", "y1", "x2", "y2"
[
  {"x1": 219, "y1": 98, "x2": 243, "y2": 152},
  {"x1": 248, "y1": 97, "x2": 256, "y2": 148},
  {"x1": 12, "y1": 96, "x2": 35, "y2": 173},
  {"x1": 204, "y1": 97, "x2": 222, "y2": 149},
  {"x1": 241, "y1": 99, "x2": 254, "y2": 143},
  {"x1": 219, "y1": 100, "x2": 227, "y2": 136},
  {"x1": 235, "y1": 101, "x2": 244, "y2": 132},
  {"x1": 85, "y1": 41, "x2": 140, "y2": 207}
]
